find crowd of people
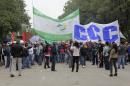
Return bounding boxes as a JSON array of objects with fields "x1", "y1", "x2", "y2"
[{"x1": 0, "y1": 40, "x2": 130, "y2": 77}]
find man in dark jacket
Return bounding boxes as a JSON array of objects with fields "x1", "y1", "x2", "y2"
[
  {"x1": 10, "y1": 41, "x2": 23, "y2": 77},
  {"x1": 98, "y1": 40, "x2": 104, "y2": 68},
  {"x1": 3, "y1": 43, "x2": 11, "y2": 68},
  {"x1": 80, "y1": 44, "x2": 87, "y2": 67},
  {"x1": 51, "y1": 43, "x2": 57, "y2": 71},
  {"x1": 21, "y1": 43, "x2": 29, "y2": 69}
]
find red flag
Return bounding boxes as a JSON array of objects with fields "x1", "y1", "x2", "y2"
[
  {"x1": 11, "y1": 32, "x2": 15, "y2": 46},
  {"x1": 22, "y1": 32, "x2": 26, "y2": 43}
]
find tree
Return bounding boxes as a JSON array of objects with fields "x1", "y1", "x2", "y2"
[
  {"x1": 59, "y1": 0, "x2": 130, "y2": 38},
  {"x1": 0, "y1": 0, "x2": 30, "y2": 42}
]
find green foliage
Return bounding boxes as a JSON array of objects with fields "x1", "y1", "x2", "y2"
[
  {"x1": 0, "y1": 0, "x2": 30, "y2": 39},
  {"x1": 59, "y1": 0, "x2": 130, "y2": 38}
]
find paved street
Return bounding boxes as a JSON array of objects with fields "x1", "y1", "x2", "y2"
[{"x1": 0, "y1": 63, "x2": 130, "y2": 86}]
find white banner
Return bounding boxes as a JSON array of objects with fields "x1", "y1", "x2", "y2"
[
  {"x1": 33, "y1": 7, "x2": 79, "y2": 41},
  {"x1": 73, "y1": 21, "x2": 120, "y2": 44}
]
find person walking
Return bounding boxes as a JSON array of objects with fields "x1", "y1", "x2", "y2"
[
  {"x1": 109, "y1": 43, "x2": 118, "y2": 77},
  {"x1": 103, "y1": 42, "x2": 110, "y2": 70},
  {"x1": 80, "y1": 43, "x2": 87, "y2": 68},
  {"x1": 92, "y1": 42, "x2": 98, "y2": 65},
  {"x1": 3, "y1": 43, "x2": 11, "y2": 68},
  {"x1": 71, "y1": 42, "x2": 80, "y2": 72},
  {"x1": 51, "y1": 43, "x2": 57, "y2": 71},
  {"x1": 28, "y1": 44, "x2": 34, "y2": 66},
  {"x1": 118, "y1": 41, "x2": 127, "y2": 69},
  {"x1": 10, "y1": 41, "x2": 23, "y2": 77},
  {"x1": 98, "y1": 40, "x2": 104, "y2": 68},
  {"x1": 21, "y1": 43, "x2": 29, "y2": 69}
]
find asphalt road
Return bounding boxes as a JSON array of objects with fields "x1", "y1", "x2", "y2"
[{"x1": 0, "y1": 62, "x2": 130, "y2": 86}]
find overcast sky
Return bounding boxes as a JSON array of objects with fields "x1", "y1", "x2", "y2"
[{"x1": 24, "y1": 0, "x2": 68, "y2": 23}]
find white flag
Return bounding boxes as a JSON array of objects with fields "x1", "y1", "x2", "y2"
[{"x1": 33, "y1": 7, "x2": 79, "y2": 41}]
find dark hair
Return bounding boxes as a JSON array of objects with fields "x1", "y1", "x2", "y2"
[
  {"x1": 112, "y1": 43, "x2": 118, "y2": 53},
  {"x1": 25, "y1": 43, "x2": 28, "y2": 47},
  {"x1": 74, "y1": 42, "x2": 79, "y2": 48},
  {"x1": 105, "y1": 42, "x2": 109, "y2": 46},
  {"x1": 45, "y1": 44, "x2": 50, "y2": 53},
  {"x1": 121, "y1": 41, "x2": 125, "y2": 44}
]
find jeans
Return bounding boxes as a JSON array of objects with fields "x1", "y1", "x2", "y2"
[
  {"x1": 44, "y1": 56, "x2": 50, "y2": 68},
  {"x1": 56, "y1": 54, "x2": 60, "y2": 63},
  {"x1": 35, "y1": 54, "x2": 40, "y2": 64},
  {"x1": 4, "y1": 56, "x2": 10, "y2": 68},
  {"x1": 72, "y1": 56, "x2": 79, "y2": 72},
  {"x1": 118, "y1": 55, "x2": 125, "y2": 68},
  {"x1": 92, "y1": 55, "x2": 98, "y2": 65},
  {"x1": 110, "y1": 58, "x2": 117, "y2": 75},
  {"x1": 104, "y1": 56, "x2": 109, "y2": 70},
  {"x1": 9, "y1": 57, "x2": 22, "y2": 75},
  {"x1": 29, "y1": 54, "x2": 34, "y2": 66},
  {"x1": 38, "y1": 53, "x2": 43, "y2": 65},
  {"x1": 22, "y1": 56, "x2": 29, "y2": 68},
  {"x1": 80, "y1": 56, "x2": 86, "y2": 66},
  {"x1": 60, "y1": 53, "x2": 65, "y2": 63},
  {"x1": 68, "y1": 55, "x2": 73, "y2": 68},
  {"x1": 99, "y1": 52, "x2": 103, "y2": 68},
  {"x1": 51, "y1": 55, "x2": 56, "y2": 71}
]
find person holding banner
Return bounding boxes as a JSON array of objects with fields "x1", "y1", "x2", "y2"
[{"x1": 71, "y1": 42, "x2": 80, "y2": 72}]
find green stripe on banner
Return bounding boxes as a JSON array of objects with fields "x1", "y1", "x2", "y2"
[
  {"x1": 33, "y1": 29, "x2": 72, "y2": 41},
  {"x1": 33, "y1": 7, "x2": 79, "y2": 22},
  {"x1": 33, "y1": 7, "x2": 59, "y2": 22}
]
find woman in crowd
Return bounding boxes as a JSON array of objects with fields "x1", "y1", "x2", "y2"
[
  {"x1": 71, "y1": 42, "x2": 80, "y2": 72},
  {"x1": 103, "y1": 42, "x2": 110, "y2": 70},
  {"x1": 44, "y1": 44, "x2": 51, "y2": 69},
  {"x1": 109, "y1": 43, "x2": 118, "y2": 77}
]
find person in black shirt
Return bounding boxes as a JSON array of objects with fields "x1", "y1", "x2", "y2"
[
  {"x1": 98, "y1": 40, "x2": 104, "y2": 68},
  {"x1": 21, "y1": 43, "x2": 29, "y2": 69},
  {"x1": 80, "y1": 44, "x2": 87, "y2": 68},
  {"x1": 92, "y1": 42, "x2": 98, "y2": 65},
  {"x1": 51, "y1": 43, "x2": 57, "y2": 71},
  {"x1": 10, "y1": 41, "x2": 23, "y2": 77}
]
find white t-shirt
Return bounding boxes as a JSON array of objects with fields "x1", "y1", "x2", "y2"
[
  {"x1": 28, "y1": 47, "x2": 34, "y2": 55},
  {"x1": 71, "y1": 46, "x2": 80, "y2": 56}
]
